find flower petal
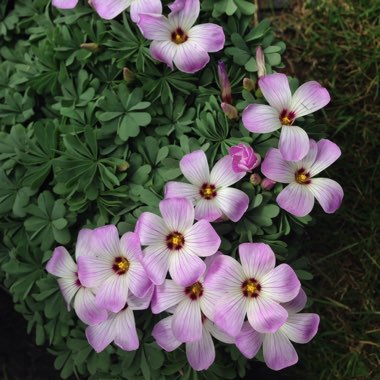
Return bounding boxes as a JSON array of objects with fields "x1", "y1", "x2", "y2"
[
  {"x1": 261, "y1": 148, "x2": 296, "y2": 183},
  {"x1": 96, "y1": 274, "x2": 129, "y2": 313},
  {"x1": 259, "y1": 73, "x2": 292, "y2": 112},
  {"x1": 91, "y1": 225, "x2": 120, "y2": 258},
  {"x1": 205, "y1": 319, "x2": 234, "y2": 344},
  {"x1": 52, "y1": 0, "x2": 78, "y2": 9},
  {"x1": 91, "y1": 0, "x2": 131, "y2": 19},
  {"x1": 151, "y1": 280, "x2": 184, "y2": 314},
  {"x1": 180, "y1": 150, "x2": 210, "y2": 186},
  {"x1": 152, "y1": 316, "x2": 182, "y2": 351},
  {"x1": 172, "y1": 298, "x2": 202, "y2": 342},
  {"x1": 194, "y1": 198, "x2": 222, "y2": 222},
  {"x1": 135, "y1": 212, "x2": 168, "y2": 246},
  {"x1": 114, "y1": 308, "x2": 139, "y2": 351},
  {"x1": 188, "y1": 24, "x2": 225, "y2": 52},
  {"x1": 235, "y1": 321, "x2": 263, "y2": 359},
  {"x1": 129, "y1": 0, "x2": 162, "y2": 22},
  {"x1": 238, "y1": 243, "x2": 276, "y2": 280},
  {"x1": 215, "y1": 187, "x2": 249, "y2": 222},
  {"x1": 263, "y1": 330, "x2": 298, "y2": 370},
  {"x1": 290, "y1": 81, "x2": 330, "y2": 118},
  {"x1": 282, "y1": 313, "x2": 320, "y2": 344},
  {"x1": 276, "y1": 183, "x2": 315, "y2": 217},
  {"x1": 137, "y1": 14, "x2": 172, "y2": 40},
  {"x1": 200, "y1": 288, "x2": 220, "y2": 321},
  {"x1": 279, "y1": 125, "x2": 310, "y2": 161},
  {"x1": 46, "y1": 246, "x2": 76, "y2": 278},
  {"x1": 168, "y1": 0, "x2": 200, "y2": 30},
  {"x1": 77, "y1": 255, "x2": 113, "y2": 288},
  {"x1": 164, "y1": 182, "x2": 200, "y2": 202},
  {"x1": 57, "y1": 278, "x2": 79, "y2": 308},
  {"x1": 150, "y1": 40, "x2": 176, "y2": 69},
  {"x1": 74, "y1": 288, "x2": 108, "y2": 325},
  {"x1": 296, "y1": 138, "x2": 318, "y2": 172},
  {"x1": 247, "y1": 296, "x2": 288, "y2": 333},
  {"x1": 142, "y1": 244, "x2": 170, "y2": 285},
  {"x1": 86, "y1": 317, "x2": 115, "y2": 353},
  {"x1": 119, "y1": 232, "x2": 143, "y2": 261},
  {"x1": 308, "y1": 178, "x2": 344, "y2": 214},
  {"x1": 159, "y1": 197, "x2": 194, "y2": 233},
  {"x1": 210, "y1": 155, "x2": 246, "y2": 188},
  {"x1": 309, "y1": 139, "x2": 341, "y2": 176},
  {"x1": 75, "y1": 229, "x2": 93, "y2": 259},
  {"x1": 127, "y1": 286, "x2": 154, "y2": 310},
  {"x1": 281, "y1": 288, "x2": 307, "y2": 314},
  {"x1": 186, "y1": 327, "x2": 215, "y2": 371},
  {"x1": 128, "y1": 259, "x2": 152, "y2": 298},
  {"x1": 173, "y1": 41, "x2": 210, "y2": 74},
  {"x1": 242, "y1": 104, "x2": 282, "y2": 133}
]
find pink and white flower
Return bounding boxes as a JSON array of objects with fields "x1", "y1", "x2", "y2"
[
  {"x1": 165, "y1": 150, "x2": 249, "y2": 222},
  {"x1": 46, "y1": 229, "x2": 108, "y2": 325},
  {"x1": 235, "y1": 289, "x2": 320, "y2": 371},
  {"x1": 242, "y1": 73, "x2": 331, "y2": 161},
  {"x1": 52, "y1": 0, "x2": 78, "y2": 9},
  {"x1": 77, "y1": 226, "x2": 151, "y2": 313},
  {"x1": 205, "y1": 243, "x2": 301, "y2": 337},
  {"x1": 137, "y1": 0, "x2": 225, "y2": 74},
  {"x1": 153, "y1": 315, "x2": 233, "y2": 371},
  {"x1": 261, "y1": 139, "x2": 343, "y2": 217},
  {"x1": 135, "y1": 197, "x2": 221, "y2": 286},
  {"x1": 229, "y1": 144, "x2": 261, "y2": 173}
]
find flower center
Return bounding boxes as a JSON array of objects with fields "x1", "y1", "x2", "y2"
[
  {"x1": 185, "y1": 281, "x2": 204, "y2": 300},
  {"x1": 166, "y1": 231, "x2": 185, "y2": 250},
  {"x1": 295, "y1": 168, "x2": 311, "y2": 184},
  {"x1": 199, "y1": 184, "x2": 217, "y2": 200},
  {"x1": 112, "y1": 256, "x2": 130, "y2": 275},
  {"x1": 75, "y1": 272, "x2": 81, "y2": 287},
  {"x1": 242, "y1": 278, "x2": 261, "y2": 298},
  {"x1": 171, "y1": 28, "x2": 188, "y2": 44},
  {"x1": 280, "y1": 109, "x2": 295, "y2": 126}
]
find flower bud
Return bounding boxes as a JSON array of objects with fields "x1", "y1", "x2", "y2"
[
  {"x1": 256, "y1": 46, "x2": 266, "y2": 78},
  {"x1": 261, "y1": 178, "x2": 276, "y2": 190},
  {"x1": 117, "y1": 162, "x2": 130, "y2": 172},
  {"x1": 229, "y1": 144, "x2": 260, "y2": 173},
  {"x1": 221, "y1": 103, "x2": 238, "y2": 120},
  {"x1": 250, "y1": 173, "x2": 262, "y2": 186},
  {"x1": 123, "y1": 67, "x2": 135, "y2": 83},
  {"x1": 243, "y1": 78, "x2": 255, "y2": 92},
  {"x1": 218, "y1": 61, "x2": 232, "y2": 104},
  {"x1": 80, "y1": 42, "x2": 101, "y2": 53}
]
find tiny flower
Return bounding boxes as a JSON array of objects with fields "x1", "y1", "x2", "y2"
[
  {"x1": 86, "y1": 289, "x2": 153, "y2": 353},
  {"x1": 135, "y1": 197, "x2": 221, "y2": 286},
  {"x1": 52, "y1": 0, "x2": 78, "y2": 9},
  {"x1": 250, "y1": 173, "x2": 262, "y2": 186},
  {"x1": 261, "y1": 178, "x2": 276, "y2": 190},
  {"x1": 91, "y1": 0, "x2": 162, "y2": 22},
  {"x1": 205, "y1": 243, "x2": 301, "y2": 337},
  {"x1": 235, "y1": 289, "x2": 320, "y2": 371},
  {"x1": 229, "y1": 143, "x2": 261, "y2": 173},
  {"x1": 261, "y1": 139, "x2": 343, "y2": 216},
  {"x1": 46, "y1": 229, "x2": 108, "y2": 325},
  {"x1": 256, "y1": 46, "x2": 266, "y2": 78},
  {"x1": 137, "y1": 0, "x2": 225, "y2": 74},
  {"x1": 242, "y1": 73, "x2": 331, "y2": 161},
  {"x1": 153, "y1": 315, "x2": 234, "y2": 371},
  {"x1": 165, "y1": 150, "x2": 249, "y2": 222},
  {"x1": 77, "y1": 226, "x2": 151, "y2": 313},
  {"x1": 221, "y1": 103, "x2": 238, "y2": 119},
  {"x1": 218, "y1": 61, "x2": 232, "y2": 104}
]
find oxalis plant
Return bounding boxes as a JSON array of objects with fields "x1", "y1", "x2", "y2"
[{"x1": 0, "y1": 0, "x2": 344, "y2": 379}]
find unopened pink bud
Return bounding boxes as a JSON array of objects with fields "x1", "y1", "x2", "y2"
[
  {"x1": 229, "y1": 144, "x2": 260, "y2": 173},
  {"x1": 256, "y1": 46, "x2": 266, "y2": 78},
  {"x1": 221, "y1": 103, "x2": 238, "y2": 119},
  {"x1": 261, "y1": 178, "x2": 276, "y2": 190},
  {"x1": 250, "y1": 173, "x2": 262, "y2": 185},
  {"x1": 218, "y1": 61, "x2": 232, "y2": 104}
]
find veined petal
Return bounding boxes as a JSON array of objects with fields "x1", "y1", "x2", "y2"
[
  {"x1": 180, "y1": 150, "x2": 210, "y2": 187},
  {"x1": 165, "y1": 181, "x2": 200, "y2": 202},
  {"x1": 279, "y1": 125, "x2": 310, "y2": 161},
  {"x1": 150, "y1": 40, "x2": 176, "y2": 70},
  {"x1": 114, "y1": 308, "x2": 139, "y2": 351},
  {"x1": 242, "y1": 104, "x2": 282, "y2": 133},
  {"x1": 185, "y1": 220, "x2": 221, "y2": 257},
  {"x1": 151, "y1": 280, "x2": 184, "y2": 314},
  {"x1": 168, "y1": 0, "x2": 200, "y2": 31},
  {"x1": 276, "y1": 183, "x2": 315, "y2": 217},
  {"x1": 86, "y1": 317, "x2": 115, "y2": 353},
  {"x1": 290, "y1": 81, "x2": 330, "y2": 118},
  {"x1": 173, "y1": 41, "x2": 210, "y2": 74},
  {"x1": 238, "y1": 243, "x2": 276, "y2": 280},
  {"x1": 200, "y1": 288, "x2": 219, "y2": 321},
  {"x1": 260, "y1": 264, "x2": 301, "y2": 303},
  {"x1": 205, "y1": 319, "x2": 234, "y2": 344},
  {"x1": 247, "y1": 296, "x2": 288, "y2": 333},
  {"x1": 128, "y1": 286, "x2": 154, "y2": 310},
  {"x1": 172, "y1": 298, "x2": 202, "y2": 342},
  {"x1": 186, "y1": 327, "x2": 215, "y2": 371},
  {"x1": 52, "y1": 0, "x2": 78, "y2": 9},
  {"x1": 77, "y1": 255, "x2": 113, "y2": 288},
  {"x1": 281, "y1": 313, "x2": 320, "y2": 344},
  {"x1": 160, "y1": 197, "x2": 194, "y2": 233},
  {"x1": 296, "y1": 139, "x2": 318, "y2": 172},
  {"x1": 261, "y1": 148, "x2": 296, "y2": 183},
  {"x1": 188, "y1": 24, "x2": 225, "y2": 53},
  {"x1": 308, "y1": 178, "x2": 343, "y2": 214},
  {"x1": 91, "y1": 225, "x2": 120, "y2": 258},
  {"x1": 259, "y1": 73, "x2": 292, "y2": 113},
  {"x1": 215, "y1": 187, "x2": 249, "y2": 222},
  {"x1": 75, "y1": 228, "x2": 93, "y2": 259},
  {"x1": 235, "y1": 321, "x2": 263, "y2": 359},
  {"x1": 119, "y1": 232, "x2": 143, "y2": 262},
  {"x1": 194, "y1": 198, "x2": 222, "y2": 222},
  {"x1": 210, "y1": 155, "x2": 246, "y2": 188},
  {"x1": 281, "y1": 288, "x2": 307, "y2": 314},
  {"x1": 309, "y1": 139, "x2": 341, "y2": 177},
  {"x1": 57, "y1": 278, "x2": 79, "y2": 308},
  {"x1": 46, "y1": 246, "x2": 76, "y2": 278},
  {"x1": 137, "y1": 14, "x2": 172, "y2": 40},
  {"x1": 91, "y1": 0, "x2": 131, "y2": 19},
  {"x1": 152, "y1": 316, "x2": 182, "y2": 351},
  {"x1": 129, "y1": 0, "x2": 162, "y2": 23},
  {"x1": 74, "y1": 287, "x2": 108, "y2": 326},
  {"x1": 135, "y1": 212, "x2": 168, "y2": 246},
  {"x1": 263, "y1": 330, "x2": 298, "y2": 370},
  {"x1": 96, "y1": 274, "x2": 129, "y2": 313},
  {"x1": 128, "y1": 259, "x2": 152, "y2": 298},
  {"x1": 142, "y1": 244, "x2": 170, "y2": 285}
]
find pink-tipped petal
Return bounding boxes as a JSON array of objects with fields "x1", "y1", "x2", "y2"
[
  {"x1": 120, "y1": 232, "x2": 143, "y2": 261},
  {"x1": 159, "y1": 197, "x2": 195, "y2": 233},
  {"x1": 74, "y1": 288, "x2": 108, "y2": 326},
  {"x1": 188, "y1": 24, "x2": 225, "y2": 52},
  {"x1": 259, "y1": 73, "x2": 292, "y2": 112},
  {"x1": 96, "y1": 274, "x2": 129, "y2": 313},
  {"x1": 247, "y1": 297, "x2": 288, "y2": 333},
  {"x1": 261, "y1": 148, "x2": 295, "y2": 183},
  {"x1": 152, "y1": 316, "x2": 182, "y2": 352},
  {"x1": 260, "y1": 264, "x2": 301, "y2": 303},
  {"x1": 75, "y1": 229, "x2": 93, "y2": 259},
  {"x1": 150, "y1": 40, "x2": 176, "y2": 70},
  {"x1": 308, "y1": 178, "x2": 344, "y2": 214},
  {"x1": 165, "y1": 182, "x2": 200, "y2": 202},
  {"x1": 52, "y1": 0, "x2": 78, "y2": 9},
  {"x1": 242, "y1": 104, "x2": 282, "y2": 133},
  {"x1": 263, "y1": 330, "x2": 298, "y2": 371},
  {"x1": 77, "y1": 255, "x2": 113, "y2": 288},
  {"x1": 128, "y1": 259, "x2": 152, "y2": 298},
  {"x1": 114, "y1": 308, "x2": 139, "y2": 351},
  {"x1": 235, "y1": 321, "x2": 263, "y2": 359},
  {"x1": 282, "y1": 313, "x2": 320, "y2": 344},
  {"x1": 151, "y1": 280, "x2": 184, "y2": 314},
  {"x1": 194, "y1": 198, "x2": 223, "y2": 222},
  {"x1": 142, "y1": 244, "x2": 170, "y2": 285},
  {"x1": 91, "y1": 225, "x2": 120, "y2": 258},
  {"x1": 276, "y1": 183, "x2": 315, "y2": 217},
  {"x1": 91, "y1": 0, "x2": 131, "y2": 19},
  {"x1": 180, "y1": 150, "x2": 210, "y2": 187},
  {"x1": 169, "y1": 251, "x2": 206, "y2": 286},
  {"x1": 291, "y1": 81, "x2": 330, "y2": 118},
  {"x1": 169, "y1": 0, "x2": 200, "y2": 30},
  {"x1": 173, "y1": 41, "x2": 210, "y2": 74},
  {"x1": 186, "y1": 327, "x2": 215, "y2": 371},
  {"x1": 205, "y1": 319, "x2": 234, "y2": 344},
  {"x1": 200, "y1": 288, "x2": 220, "y2": 321},
  {"x1": 86, "y1": 318, "x2": 115, "y2": 353},
  {"x1": 296, "y1": 139, "x2": 318, "y2": 171},
  {"x1": 210, "y1": 155, "x2": 246, "y2": 188},
  {"x1": 135, "y1": 212, "x2": 168, "y2": 246},
  {"x1": 310, "y1": 139, "x2": 342, "y2": 177},
  {"x1": 137, "y1": 14, "x2": 172, "y2": 40},
  {"x1": 185, "y1": 220, "x2": 221, "y2": 257},
  {"x1": 129, "y1": 0, "x2": 162, "y2": 23},
  {"x1": 216, "y1": 187, "x2": 249, "y2": 222},
  {"x1": 128, "y1": 286, "x2": 154, "y2": 310},
  {"x1": 46, "y1": 246, "x2": 76, "y2": 277},
  {"x1": 239, "y1": 243, "x2": 276, "y2": 280},
  {"x1": 279, "y1": 125, "x2": 310, "y2": 161},
  {"x1": 282, "y1": 288, "x2": 308, "y2": 314},
  {"x1": 172, "y1": 298, "x2": 202, "y2": 342},
  {"x1": 57, "y1": 278, "x2": 79, "y2": 308}
]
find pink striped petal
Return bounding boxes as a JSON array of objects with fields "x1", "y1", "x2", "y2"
[
  {"x1": 142, "y1": 244, "x2": 170, "y2": 285},
  {"x1": 279, "y1": 125, "x2": 310, "y2": 161},
  {"x1": 172, "y1": 298, "x2": 202, "y2": 342},
  {"x1": 282, "y1": 313, "x2": 320, "y2": 344},
  {"x1": 173, "y1": 41, "x2": 210, "y2": 74},
  {"x1": 282, "y1": 288, "x2": 307, "y2": 314},
  {"x1": 308, "y1": 178, "x2": 343, "y2": 213},
  {"x1": 75, "y1": 229, "x2": 93, "y2": 259},
  {"x1": 152, "y1": 316, "x2": 182, "y2": 351},
  {"x1": 120, "y1": 232, "x2": 143, "y2": 261},
  {"x1": 165, "y1": 181, "x2": 200, "y2": 202},
  {"x1": 86, "y1": 318, "x2": 115, "y2": 353},
  {"x1": 261, "y1": 148, "x2": 296, "y2": 183},
  {"x1": 114, "y1": 308, "x2": 139, "y2": 351},
  {"x1": 200, "y1": 288, "x2": 219, "y2": 321},
  {"x1": 135, "y1": 212, "x2": 168, "y2": 246},
  {"x1": 188, "y1": 24, "x2": 225, "y2": 52},
  {"x1": 52, "y1": 0, "x2": 78, "y2": 9},
  {"x1": 168, "y1": 0, "x2": 200, "y2": 30},
  {"x1": 205, "y1": 319, "x2": 234, "y2": 344},
  {"x1": 151, "y1": 280, "x2": 184, "y2": 314},
  {"x1": 91, "y1": 225, "x2": 120, "y2": 258},
  {"x1": 74, "y1": 288, "x2": 108, "y2": 326},
  {"x1": 91, "y1": 0, "x2": 131, "y2": 20},
  {"x1": 186, "y1": 327, "x2": 215, "y2": 371},
  {"x1": 309, "y1": 139, "x2": 341, "y2": 176},
  {"x1": 194, "y1": 198, "x2": 222, "y2": 222},
  {"x1": 137, "y1": 14, "x2": 172, "y2": 40},
  {"x1": 96, "y1": 274, "x2": 129, "y2": 313},
  {"x1": 127, "y1": 286, "x2": 154, "y2": 310},
  {"x1": 150, "y1": 40, "x2": 176, "y2": 69},
  {"x1": 57, "y1": 278, "x2": 79, "y2": 308},
  {"x1": 160, "y1": 197, "x2": 194, "y2": 233},
  {"x1": 276, "y1": 183, "x2": 315, "y2": 217},
  {"x1": 129, "y1": 0, "x2": 162, "y2": 23},
  {"x1": 235, "y1": 321, "x2": 263, "y2": 359},
  {"x1": 259, "y1": 73, "x2": 292, "y2": 112},
  {"x1": 296, "y1": 139, "x2": 318, "y2": 172},
  {"x1": 215, "y1": 187, "x2": 249, "y2": 222},
  {"x1": 128, "y1": 259, "x2": 152, "y2": 298},
  {"x1": 210, "y1": 155, "x2": 246, "y2": 188},
  {"x1": 180, "y1": 150, "x2": 210, "y2": 186},
  {"x1": 242, "y1": 104, "x2": 282, "y2": 133},
  {"x1": 46, "y1": 246, "x2": 76, "y2": 278},
  {"x1": 77, "y1": 255, "x2": 113, "y2": 288}
]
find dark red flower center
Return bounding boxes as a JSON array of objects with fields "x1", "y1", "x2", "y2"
[
  {"x1": 199, "y1": 183, "x2": 217, "y2": 200},
  {"x1": 242, "y1": 278, "x2": 261, "y2": 298},
  {"x1": 112, "y1": 256, "x2": 130, "y2": 275},
  {"x1": 295, "y1": 168, "x2": 311, "y2": 184},
  {"x1": 166, "y1": 231, "x2": 185, "y2": 250},
  {"x1": 185, "y1": 281, "x2": 204, "y2": 300},
  {"x1": 280, "y1": 109, "x2": 296, "y2": 126},
  {"x1": 171, "y1": 28, "x2": 188, "y2": 44}
]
